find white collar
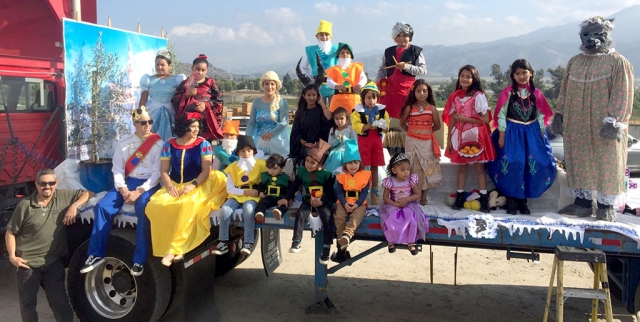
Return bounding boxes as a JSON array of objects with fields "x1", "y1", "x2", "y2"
[
  {"x1": 582, "y1": 48, "x2": 616, "y2": 56},
  {"x1": 354, "y1": 103, "x2": 386, "y2": 113}
]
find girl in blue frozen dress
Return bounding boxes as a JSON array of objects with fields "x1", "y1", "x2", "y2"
[
  {"x1": 246, "y1": 71, "x2": 290, "y2": 156},
  {"x1": 139, "y1": 49, "x2": 186, "y2": 141}
]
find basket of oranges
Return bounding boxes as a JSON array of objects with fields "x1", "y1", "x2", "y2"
[{"x1": 458, "y1": 142, "x2": 483, "y2": 158}]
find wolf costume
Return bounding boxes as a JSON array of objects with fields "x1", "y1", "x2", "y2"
[{"x1": 552, "y1": 16, "x2": 634, "y2": 221}]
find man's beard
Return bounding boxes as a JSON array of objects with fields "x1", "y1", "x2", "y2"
[
  {"x1": 221, "y1": 139, "x2": 237, "y2": 155},
  {"x1": 237, "y1": 156, "x2": 256, "y2": 174},
  {"x1": 318, "y1": 40, "x2": 332, "y2": 54}
]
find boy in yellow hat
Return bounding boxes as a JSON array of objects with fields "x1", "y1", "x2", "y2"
[
  {"x1": 299, "y1": 20, "x2": 339, "y2": 104},
  {"x1": 213, "y1": 119, "x2": 240, "y2": 170}
]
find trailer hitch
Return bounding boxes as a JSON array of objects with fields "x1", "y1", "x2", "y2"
[{"x1": 506, "y1": 249, "x2": 540, "y2": 263}]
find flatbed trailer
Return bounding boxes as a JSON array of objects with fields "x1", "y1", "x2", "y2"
[{"x1": 234, "y1": 208, "x2": 640, "y2": 316}]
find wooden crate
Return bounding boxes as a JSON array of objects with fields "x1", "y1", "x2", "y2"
[{"x1": 242, "y1": 102, "x2": 252, "y2": 115}]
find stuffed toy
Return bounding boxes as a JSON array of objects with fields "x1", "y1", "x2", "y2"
[
  {"x1": 489, "y1": 190, "x2": 507, "y2": 211},
  {"x1": 551, "y1": 16, "x2": 634, "y2": 222}
]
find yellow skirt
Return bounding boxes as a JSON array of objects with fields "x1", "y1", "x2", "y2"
[{"x1": 146, "y1": 170, "x2": 227, "y2": 256}]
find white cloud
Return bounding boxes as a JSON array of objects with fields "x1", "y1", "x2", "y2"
[
  {"x1": 505, "y1": 15, "x2": 520, "y2": 24},
  {"x1": 354, "y1": 2, "x2": 399, "y2": 16},
  {"x1": 314, "y1": 2, "x2": 340, "y2": 14},
  {"x1": 444, "y1": 1, "x2": 472, "y2": 10},
  {"x1": 263, "y1": 7, "x2": 301, "y2": 24},
  {"x1": 169, "y1": 22, "x2": 308, "y2": 48}
]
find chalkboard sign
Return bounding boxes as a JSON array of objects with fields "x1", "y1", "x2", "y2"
[{"x1": 260, "y1": 228, "x2": 283, "y2": 276}]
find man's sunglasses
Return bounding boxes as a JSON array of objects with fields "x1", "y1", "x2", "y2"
[
  {"x1": 136, "y1": 120, "x2": 154, "y2": 126},
  {"x1": 37, "y1": 181, "x2": 57, "y2": 187}
]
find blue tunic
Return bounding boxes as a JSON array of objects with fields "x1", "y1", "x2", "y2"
[{"x1": 161, "y1": 137, "x2": 213, "y2": 184}]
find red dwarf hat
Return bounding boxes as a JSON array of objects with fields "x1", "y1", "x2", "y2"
[{"x1": 307, "y1": 139, "x2": 331, "y2": 164}]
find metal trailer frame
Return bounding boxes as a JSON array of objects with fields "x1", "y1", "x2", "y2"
[{"x1": 242, "y1": 214, "x2": 640, "y2": 315}]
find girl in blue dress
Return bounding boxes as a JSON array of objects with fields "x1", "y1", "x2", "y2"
[
  {"x1": 485, "y1": 59, "x2": 555, "y2": 215},
  {"x1": 139, "y1": 49, "x2": 186, "y2": 141},
  {"x1": 246, "y1": 71, "x2": 290, "y2": 156}
]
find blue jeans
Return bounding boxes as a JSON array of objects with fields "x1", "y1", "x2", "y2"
[
  {"x1": 87, "y1": 177, "x2": 159, "y2": 265},
  {"x1": 218, "y1": 198, "x2": 257, "y2": 244}
]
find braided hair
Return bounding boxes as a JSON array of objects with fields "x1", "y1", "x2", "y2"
[{"x1": 509, "y1": 59, "x2": 536, "y2": 105}]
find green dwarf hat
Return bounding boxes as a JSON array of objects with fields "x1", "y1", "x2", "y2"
[{"x1": 336, "y1": 43, "x2": 354, "y2": 59}]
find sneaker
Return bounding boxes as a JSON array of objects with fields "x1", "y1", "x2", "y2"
[
  {"x1": 319, "y1": 246, "x2": 330, "y2": 265},
  {"x1": 131, "y1": 264, "x2": 144, "y2": 277},
  {"x1": 255, "y1": 212, "x2": 265, "y2": 221},
  {"x1": 338, "y1": 234, "x2": 350, "y2": 250},
  {"x1": 241, "y1": 243, "x2": 254, "y2": 255},
  {"x1": 289, "y1": 241, "x2": 301, "y2": 253},
  {"x1": 212, "y1": 241, "x2": 229, "y2": 255},
  {"x1": 80, "y1": 256, "x2": 105, "y2": 274}
]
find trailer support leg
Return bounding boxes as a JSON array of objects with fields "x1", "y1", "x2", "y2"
[
  {"x1": 429, "y1": 243, "x2": 434, "y2": 284},
  {"x1": 454, "y1": 245, "x2": 458, "y2": 286},
  {"x1": 306, "y1": 233, "x2": 336, "y2": 316}
]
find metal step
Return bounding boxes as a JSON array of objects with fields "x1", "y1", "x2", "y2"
[{"x1": 561, "y1": 288, "x2": 608, "y2": 300}]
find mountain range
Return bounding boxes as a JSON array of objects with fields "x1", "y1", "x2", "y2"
[{"x1": 180, "y1": 5, "x2": 640, "y2": 80}]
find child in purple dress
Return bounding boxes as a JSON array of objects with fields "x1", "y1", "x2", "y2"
[{"x1": 379, "y1": 153, "x2": 428, "y2": 255}]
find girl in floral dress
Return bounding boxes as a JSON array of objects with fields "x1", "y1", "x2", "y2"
[
  {"x1": 399, "y1": 79, "x2": 442, "y2": 205},
  {"x1": 443, "y1": 65, "x2": 496, "y2": 212},
  {"x1": 379, "y1": 153, "x2": 428, "y2": 255}
]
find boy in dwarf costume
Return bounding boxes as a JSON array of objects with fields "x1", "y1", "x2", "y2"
[
  {"x1": 326, "y1": 43, "x2": 367, "y2": 113},
  {"x1": 213, "y1": 135, "x2": 266, "y2": 256},
  {"x1": 333, "y1": 139, "x2": 370, "y2": 261},
  {"x1": 281, "y1": 140, "x2": 336, "y2": 265},
  {"x1": 81, "y1": 106, "x2": 163, "y2": 276},
  {"x1": 255, "y1": 154, "x2": 290, "y2": 221},
  {"x1": 299, "y1": 20, "x2": 339, "y2": 103},
  {"x1": 213, "y1": 119, "x2": 240, "y2": 171}
]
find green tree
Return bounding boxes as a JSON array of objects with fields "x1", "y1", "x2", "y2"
[
  {"x1": 166, "y1": 39, "x2": 180, "y2": 75},
  {"x1": 489, "y1": 63, "x2": 509, "y2": 94},
  {"x1": 533, "y1": 68, "x2": 545, "y2": 91},
  {"x1": 282, "y1": 72, "x2": 302, "y2": 96},
  {"x1": 435, "y1": 77, "x2": 457, "y2": 107},
  {"x1": 545, "y1": 65, "x2": 565, "y2": 99}
]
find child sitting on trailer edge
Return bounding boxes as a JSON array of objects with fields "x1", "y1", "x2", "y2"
[
  {"x1": 282, "y1": 140, "x2": 335, "y2": 265},
  {"x1": 255, "y1": 154, "x2": 290, "y2": 222}
]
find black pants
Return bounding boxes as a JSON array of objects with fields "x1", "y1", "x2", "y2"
[
  {"x1": 255, "y1": 196, "x2": 288, "y2": 215},
  {"x1": 15, "y1": 259, "x2": 74, "y2": 322},
  {"x1": 292, "y1": 200, "x2": 333, "y2": 246}
]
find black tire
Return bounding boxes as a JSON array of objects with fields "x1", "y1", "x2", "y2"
[
  {"x1": 214, "y1": 228, "x2": 258, "y2": 277},
  {"x1": 67, "y1": 229, "x2": 171, "y2": 322}
]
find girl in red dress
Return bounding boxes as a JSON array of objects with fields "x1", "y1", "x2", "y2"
[
  {"x1": 443, "y1": 65, "x2": 496, "y2": 212},
  {"x1": 171, "y1": 54, "x2": 223, "y2": 140}
]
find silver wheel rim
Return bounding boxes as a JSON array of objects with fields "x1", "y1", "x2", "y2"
[{"x1": 84, "y1": 257, "x2": 137, "y2": 319}]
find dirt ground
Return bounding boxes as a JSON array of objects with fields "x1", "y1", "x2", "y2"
[{"x1": 1, "y1": 234, "x2": 637, "y2": 322}]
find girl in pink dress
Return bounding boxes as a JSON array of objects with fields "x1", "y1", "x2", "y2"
[
  {"x1": 443, "y1": 65, "x2": 496, "y2": 213},
  {"x1": 379, "y1": 153, "x2": 428, "y2": 255}
]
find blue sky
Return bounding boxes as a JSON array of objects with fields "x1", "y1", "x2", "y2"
[{"x1": 98, "y1": 0, "x2": 640, "y2": 72}]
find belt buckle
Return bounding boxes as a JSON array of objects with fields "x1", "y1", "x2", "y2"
[
  {"x1": 346, "y1": 190, "x2": 359, "y2": 199},
  {"x1": 267, "y1": 186, "x2": 280, "y2": 196}
]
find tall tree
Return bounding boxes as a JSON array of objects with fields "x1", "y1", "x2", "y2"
[
  {"x1": 489, "y1": 64, "x2": 509, "y2": 94},
  {"x1": 533, "y1": 68, "x2": 545, "y2": 91},
  {"x1": 545, "y1": 65, "x2": 565, "y2": 99}
]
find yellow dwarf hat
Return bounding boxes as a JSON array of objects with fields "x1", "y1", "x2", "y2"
[
  {"x1": 222, "y1": 120, "x2": 240, "y2": 136},
  {"x1": 316, "y1": 20, "x2": 333, "y2": 36}
]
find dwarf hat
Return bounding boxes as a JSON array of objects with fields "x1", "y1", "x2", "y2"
[
  {"x1": 361, "y1": 81, "x2": 380, "y2": 93},
  {"x1": 336, "y1": 43, "x2": 354, "y2": 59},
  {"x1": 316, "y1": 20, "x2": 333, "y2": 36},
  {"x1": 132, "y1": 106, "x2": 151, "y2": 122},
  {"x1": 307, "y1": 139, "x2": 331, "y2": 164},
  {"x1": 235, "y1": 135, "x2": 257, "y2": 156},
  {"x1": 342, "y1": 139, "x2": 361, "y2": 164},
  {"x1": 222, "y1": 120, "x2": 240, "y2": 136}
]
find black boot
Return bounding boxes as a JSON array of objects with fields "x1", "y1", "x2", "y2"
[
  {"x1": 517, "y1": 198, "x2": 531, "y2": 215},
  {"x1": 479, "y1": 193, "x2": 490, "y2": 213},
  {"x1": 452, "y1": 192, "x2": 465, "y2": 210},
  {"x1": 505, "y1": 197, "x2": 518, "y2": 215}
]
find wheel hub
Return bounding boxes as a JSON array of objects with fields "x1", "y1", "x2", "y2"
[{"x1": 84, "y1": 257, "x2": 137, "y2": 319}]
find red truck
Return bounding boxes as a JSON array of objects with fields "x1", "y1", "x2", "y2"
[{"x1": 1, "y1": 2, "x2": 254, "y2": 321}]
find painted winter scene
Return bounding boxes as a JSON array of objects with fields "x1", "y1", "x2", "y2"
[{"x1": 63, "y1": 19, "x2": 167, "y2": 160}]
